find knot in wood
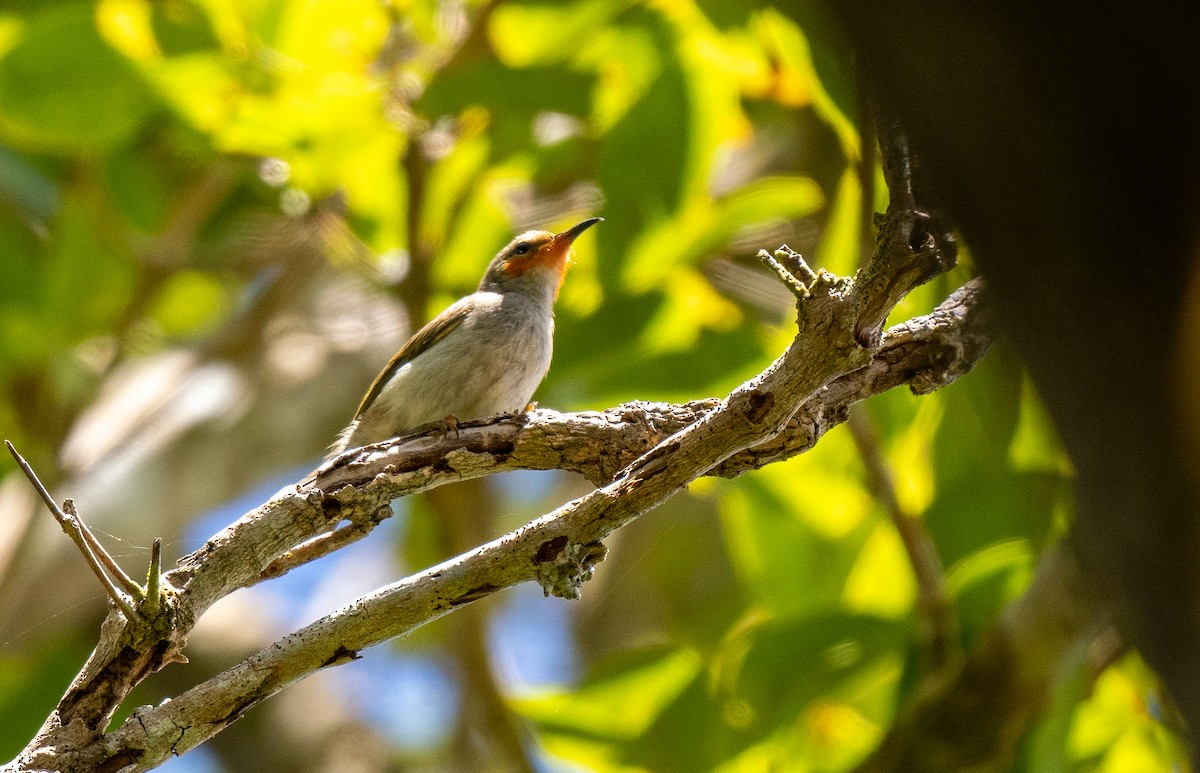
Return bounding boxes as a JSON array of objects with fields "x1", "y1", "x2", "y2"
[
  {"x1": 322, "y1": 645, "x2": 362, "y2": 668},
  {"x1": 532, "y1": 536, "x2": 608, "y2": 599},
  {"x1": 746, "y1": 391, "x2": 776, "y2": 424}
]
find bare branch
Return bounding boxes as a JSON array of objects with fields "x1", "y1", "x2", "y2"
[
  {"x1": 7, "y1": 206, "x2": 976, "y2": 772},
  {"x1": 258, "y1": 507, "x2": 391, "y2": 582},
  {"x1": 14, "y1": 268, "x2": 988, "y2": 771},
  {"x1": 264, "y1": 277, "x2": 988, "y2": 588},
  {"x1": 4, "y1": 441, "x2": 143, "y2": 621}
]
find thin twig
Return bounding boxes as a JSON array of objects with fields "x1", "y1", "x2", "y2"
[
  {"x1": 775, "y1": 245, "x2": 818, "y2": 284},
  {"x1": 757, "y1": 249, "x2": 809, "y2": 299},
  {"x1": 88, "y1": 261, "x2": 966, "y2": 768},
  {"x1": 6, "y1": 441, "x2": 66, "y2": 525},
  {"x1": 145, "y1": 538, "x2": 163, "y2": 617},
  {"x1": 4, "y1": 441, "x2": 142, "y2": 621},
  {"x1": 56, "y1": 503, "x2": 142, "y2": 623},
  {"x1": 67, "y1": 499, "x2": 144, "y2": 598},
  {"x1": 258, "y1": 520, "x2": 379, "y2": 582}
]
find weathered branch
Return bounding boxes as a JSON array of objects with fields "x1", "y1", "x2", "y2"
[
  {"x1": 260, "y1": 278, "x2": 991, "y2": 577},
  {"x1": 5, "y1": 206, "x2": 976, "y2": 771},
  {"x1": 9, "y1": 270, "x2": 984, "y2": 771},
  {"x1": 4, "y1": 441, "x2": 143, "y2": 621}
]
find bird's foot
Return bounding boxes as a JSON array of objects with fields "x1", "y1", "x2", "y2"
[
  {"x1": 440, "y1": 414, "x2": 461, "y2": 440},
  {"x1": 504, "y1": 402, "x2": 538, "y2": 424}
]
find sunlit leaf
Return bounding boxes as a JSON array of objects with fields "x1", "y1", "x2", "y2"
[
  {"x1": 842, "y1": 523, "x2": 917, "y2": 617},
  {"x1": 1024, "y1": 654, "x2": 1090, "y2": 773},
  {"x1": 712, "y1": 612, "x2": 905, "y2": 720},
  {"x1": 1065, "y1": 655, "x2": 1183, "y2": 771},
  {"x1": 815, "y1": 166, "x2": 863, "y2": 275},
  {"x1": 151, "y1": 270, "x2": 229, "y2": 337},
  {"x1": 519, "y1": 645, "x2": 702, "y2": 740},
  {"x1": 419, "y1": 127, "x2": 491, "y2": 255},
  {"x1": 720, "y1": 448, "x2": 878, "y2": 618},
  {"x1": 754, "y1": 8, "x2": 857, "y2": 160},
  {"x1": 595, "y1": 55, "x2": 689, "y2": 283},
  {"x1": 1009, "y1": 375, "x2": 1072, "y2": 474},
  {"x1": 489, "y1": 0, "x2": 620, "y2": 68},
  {"x1": 623, "y1": 176, "x2": 824, "y2": 289}
]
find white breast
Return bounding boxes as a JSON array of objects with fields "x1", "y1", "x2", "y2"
[{"x1": 338, "y1": 291, "x2": 554, "y2": 452}]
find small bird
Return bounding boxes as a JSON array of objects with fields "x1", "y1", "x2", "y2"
[{"x1": 329, "y1": 217, "x2": 602, "y2": 457}]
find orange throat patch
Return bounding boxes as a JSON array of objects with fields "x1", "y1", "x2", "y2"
[{"x1": 503, "y1": 242, "x2": 572, "y2": 296}]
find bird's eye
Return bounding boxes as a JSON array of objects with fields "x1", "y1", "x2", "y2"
[{"x1": 513, "y1": 242, "x2": 532, "y2": 255}]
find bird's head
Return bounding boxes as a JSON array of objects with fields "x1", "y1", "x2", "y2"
[{"x1": 480, "y1": 217, "x2": 602, "y2": 301}]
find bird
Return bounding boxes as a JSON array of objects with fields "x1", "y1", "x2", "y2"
[{"x1": 328, "y1": 217, "x2": 602, "y2": 458}]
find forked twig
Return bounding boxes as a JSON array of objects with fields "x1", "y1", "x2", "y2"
[
  {"x1": 757, "y1": 248, "x2": 811, "y2": 299},
  {"x1": 5, "y1": 440, "x2": 143, "y2": 622}
]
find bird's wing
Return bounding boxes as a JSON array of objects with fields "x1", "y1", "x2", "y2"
[{"x1": 353, "y1": 300, "x2": 472, "y2": 418}]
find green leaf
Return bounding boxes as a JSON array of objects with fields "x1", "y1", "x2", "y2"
[
  {"x1": 0, "y1": 143, "x2": 59, "y2": 221},
  {"x1": 713, "y1": 612, "x2": 905, "y2": 723},
  {"x1": 151, "y1": 0, "x2": 221, "y2": 56},
  {"x1": 615, "y1": 612, "x2": 903, "y2": 772},
  {"x1": 0, "y1": 210, "x2": 47, "y2": 351},
  {"x1": 595, "y1": 53, "x2": 690, "y2": 285},
  {"x1": 815, "y1": 167, "x2": 863, "y2": 276},
  {"x1": 557, "y1": 320, "x2": 767, "y2": 406},
  {"x1": 720, "y1": 450, "x2": 878, "y2": 618},
  {"x1": 757, "y1": 7, "x2": 857, "y2": 160},
  {"x1": 0, "y1": 5, "x2": 155, "y2": 153},
  {"x1": 621, "y1": 675, "x2": 732, "y2": 771},
  {"x1": 622, "y1": 176, "x2": 824, "y2": 288},
  {"x1": 419, "y1": 131, "x2": 491, "y2": 256},
  {"x1": 104, "y1": 145, "x2": 173, "y2": 233},
  {"x1": 150, "y1": 270, "x2": 229, "y2": 338},
  {"x1": 489, "y1": 0, "x2": 622, "y2": 67},
  {"x1": 924, "y1": 347, "x2": 1059, "y2": 559},
  {"x1": 519, "y1": 645, "x2": 703, "y2": 741},
  {"x1": 0, "y1": 636, "x2": 95, "y2": 760},
  {"x1": 1023, "y1": 652, "x2": 1090, "y2": 773},
  {"x1": 1009, "y1": 375, "x2": 1071, "y2": 473},
  {"x1": 44, "y1": 197, "x2": 137, "y2": 341},
  {"x1": 420, "y1": 60, "x2": 596, "y2": 120}
]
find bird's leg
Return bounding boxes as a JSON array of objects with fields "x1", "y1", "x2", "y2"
[{"x1": 440, "y1": 414, "x2": 461, "y2": 441}]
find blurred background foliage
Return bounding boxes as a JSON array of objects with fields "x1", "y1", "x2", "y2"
[{"x1": 0, "y1": 0, "x2": 1186, "y2": 771}]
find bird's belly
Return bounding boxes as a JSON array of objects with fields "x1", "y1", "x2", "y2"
[{"x1": 352, "y1": 315, "x2": 552, "y2": 444}]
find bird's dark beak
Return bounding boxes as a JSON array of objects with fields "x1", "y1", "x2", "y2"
[{"x1": 554, "y1": 217, "x2": 603, "y2": 245}]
